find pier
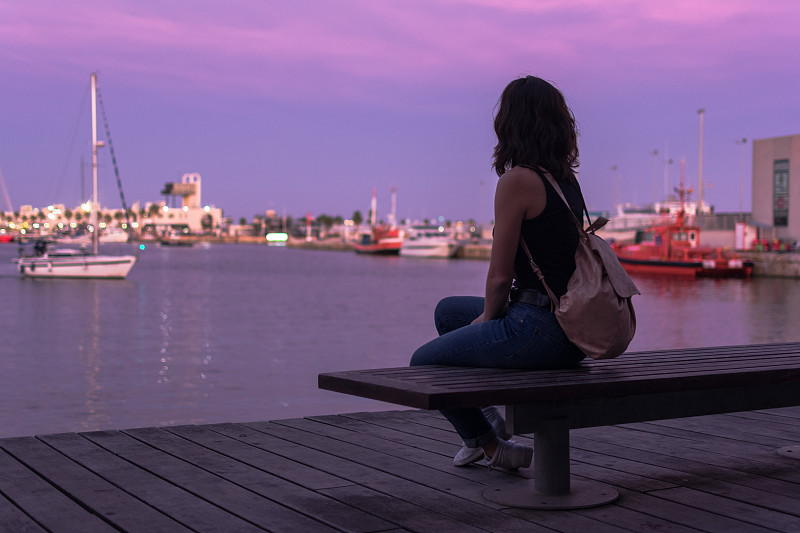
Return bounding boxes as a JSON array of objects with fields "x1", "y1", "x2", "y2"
[{"x1": 2, "y1": 407, "x2": 799, "y2": 532}]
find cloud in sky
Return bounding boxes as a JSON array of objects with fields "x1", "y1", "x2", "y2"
[{"x1": 1, "y1": 0, "x2": 799, "y2": 220}]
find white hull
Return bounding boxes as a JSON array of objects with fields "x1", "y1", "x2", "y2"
[
  {"x1": 400, "y1": 239, "x2": 459, "y2": 258},
  {"x1": 16, "y1": 253, "x2": 136, "y2": 279},
  {"x1": 100, "y1": 228, "x2": 130, "y2": 243}
]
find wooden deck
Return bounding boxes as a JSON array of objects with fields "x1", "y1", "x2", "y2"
[{"x1": 1, "y1": 407, "x2": 799, "y2": 532}]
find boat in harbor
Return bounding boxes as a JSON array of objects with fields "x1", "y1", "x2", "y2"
[
  {"x1": 400, "y1": 225, "x2": 460, "y2": 258},
  {"x1": 612, "y1": 221, "x2": 753, "y2": 278},
  {"x1": 353, "y1": 187, "x2": 403, "y2": 255},
  {"x1": 612, "y1": 166, "x2": 752, "y2": 278},
  {"x1": 14, "y1": 73, "x2": 137, "y2": 279},
  {"x1": 354, "y1": 226, "x2": 403, "y2": 255}
]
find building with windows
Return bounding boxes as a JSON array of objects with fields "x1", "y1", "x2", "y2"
[
  {"x1": 752, "y1": 134, "x2": 800, "y2": 243},
  {"x1": 141, "y1": 173, "x2": 223, "y2": 236}
]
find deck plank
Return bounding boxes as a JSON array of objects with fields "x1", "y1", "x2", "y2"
[
  {"x1": 81, "y1": 429, "x2": 339, "y2": 533},
  {"x1": 1, "y1": 407, "x2": 800, "y2": 532},
  {"x1": 38, "y1": 432, "x2": 264, "y2": 533},
  {"x1": 241, "y1": 420, "x2": 563, "y2": 532},
  {"x1": 160, "y1": 424, "x2": 395, "y2": 533},
  {"x1": 0, "y1": 490, "x2": 47, "y2": 533},
  {"x1": 0, "y1": 438, "x2": 183, "y2": 533}
]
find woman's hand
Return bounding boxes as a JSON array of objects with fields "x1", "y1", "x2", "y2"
[
  {"x1": 470, "y1": 302, "x2": 507, "y2": 325},
  {"x1": 470, "y1": 312, "x2": 488, "y2": 325}
]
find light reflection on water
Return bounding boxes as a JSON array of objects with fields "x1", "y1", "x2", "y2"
[{"x1": 1, "y1": 243, "x2": 799, "y2": 438}]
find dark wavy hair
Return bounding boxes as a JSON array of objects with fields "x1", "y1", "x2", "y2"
[{"x1": 492, "y1": 76, "x2": 579, "y2": 179}]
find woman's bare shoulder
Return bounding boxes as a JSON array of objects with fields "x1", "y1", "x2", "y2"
[
  {"x1": 499, "y1": 166, "x2": 545, "y2": 193},
  {"x1": 497, "y1": 166, "x2": 546, "y2": 219}
]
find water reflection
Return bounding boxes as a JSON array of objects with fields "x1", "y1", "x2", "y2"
[
  {"x1": 2, "y1": 243, "x2": 800, "y2": 438},
  {"x1": 628, "y1": 275, "x2": 800, "y2": 351}
]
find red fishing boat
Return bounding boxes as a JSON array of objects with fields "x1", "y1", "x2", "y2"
[
  {"x1": 353, "y1": 187, "x2": 403, "y2": 255},
  {"x1": 353, "y1": 225, "x2": 403, "y2": 255},
  {"x1": 612, "y1": 163, "x2": 753, "y2": 278}
]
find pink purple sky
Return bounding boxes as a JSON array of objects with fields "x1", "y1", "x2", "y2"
[{"x1": 1, "y1": 0, "x2": 799, "y2": 223}]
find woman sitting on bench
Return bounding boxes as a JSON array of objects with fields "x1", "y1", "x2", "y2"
[{"x1": 411, "y1": 76, "x2": 587, "y2": 470}]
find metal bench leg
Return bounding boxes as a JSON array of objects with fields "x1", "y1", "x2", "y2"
[{"x1": 483, "y1": 416, "x2": 619, "y2": 510}]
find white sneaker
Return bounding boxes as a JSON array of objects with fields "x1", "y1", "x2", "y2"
[
  {"x1": 453, "y1": 445, "x2": 484, "y2": 466},
  {"x1": 452, "y1": 407, "x2": 511, "y2": 466},
  {"x1": 488, "y1": 438, "x2": 533, "y2": 470}
]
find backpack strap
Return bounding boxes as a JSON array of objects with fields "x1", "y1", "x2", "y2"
[{"x1": 518, "y1": 234, "x2": 559, "y2": 311}]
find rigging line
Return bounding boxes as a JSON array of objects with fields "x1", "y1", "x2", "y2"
[
  {"x1": 54, "y1": 84, "x2": 91, "y2": 205},
  {"x1": 95, "y1": 82, "x2": 131, "y2": 230},
  {"x1": 0, "y1": 167, "x2": 13, "y2": 212}
]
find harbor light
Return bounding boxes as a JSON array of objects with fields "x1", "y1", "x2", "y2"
[{"x1": 266, "y1": 232, "x2": 288, "y2": 245}]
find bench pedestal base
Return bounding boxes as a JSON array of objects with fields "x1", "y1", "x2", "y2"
[
  {"x1": 483, "y1": 479, "x2": 619, "y2": 510},
  {"x1": 777, "y1": 445, "x2": 799, "y2": 459},
  {"x1": 482, "y1": 413, "x2": 619, "y2": 509}
]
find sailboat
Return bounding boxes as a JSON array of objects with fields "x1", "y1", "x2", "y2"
[{"x1": 15, "y1": 73, "x2": 137, "y2": 279}]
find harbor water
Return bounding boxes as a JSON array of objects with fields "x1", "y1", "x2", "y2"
[{"x1": 2, "y1": 242, "x2": 800, "y2": 438}]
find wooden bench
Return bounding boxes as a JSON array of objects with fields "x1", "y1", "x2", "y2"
[{"x1": 319, "y1": 342, "x2": 800, "y2": 510}]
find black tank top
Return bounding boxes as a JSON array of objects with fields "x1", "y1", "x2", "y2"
[{"x1": 513, "y1": 169, "x2": 584, "y2": 298}]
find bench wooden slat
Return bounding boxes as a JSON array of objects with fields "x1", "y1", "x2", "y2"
[{"x1": 319, "y1": 344, "x2": 800, "y2": 410}]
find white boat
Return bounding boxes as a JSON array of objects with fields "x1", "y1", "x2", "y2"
[
  {"x1": 596, "y1": 200, "x2": 712, "y2": 244},
  {"x1": 100, "y1": 226, "x2": 130, "y2": 243},
  {"x1": 15, "y1": 73, "x2": 136, "y2": 279},
  {"x1": 400, "y1": 225, "x2": 460, "y2": 258},
  {"x1": 16, "y1": 245, "x2": 136, "y2": 278}
]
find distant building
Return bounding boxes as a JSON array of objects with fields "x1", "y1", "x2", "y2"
[
  {"x1": 142, "y1": 173, "x2": 223, "y2": 235},
  {"x1": 752, "y1": 134, "x2": 800, "y2": 242}
]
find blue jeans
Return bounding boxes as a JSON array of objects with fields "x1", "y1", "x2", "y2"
[{"x1": 410, "y1": 296, "x2": 585, "y2": 448}]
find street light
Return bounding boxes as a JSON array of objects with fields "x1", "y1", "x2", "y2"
[
  {"x1": 735, "y1": 138, "x2": 748, "y2": 219},
  {"x1": 697, "y1": 108, "x2": 705, "y2": 211},
  {"x1": 650, "y1": 150, "x2": 659, "y2": 206}
]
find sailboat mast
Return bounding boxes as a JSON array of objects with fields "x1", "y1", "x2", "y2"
[{"x1": 91, "y1": 72, "x2": 99, "y2": 255}]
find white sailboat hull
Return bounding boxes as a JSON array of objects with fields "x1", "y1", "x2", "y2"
[
  {"x1": 16, "y1": 253, "x2": 136, "y2": 279},
  {"x1": 400, "y1": 238, "x2": 460, "y2": 258}
]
